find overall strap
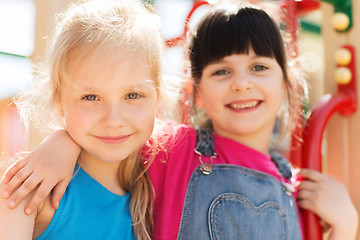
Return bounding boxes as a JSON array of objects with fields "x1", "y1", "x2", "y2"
[
  {"x1": 195, "y1": 128, "x2": 216, "y2": 175},
  {"x1": 195, "y1": 128, "x2": 293, "y2": 181},
  {"x1": 195, "y1": 128, "x2": 215, "y2": 156},
  {"x1": 270, "y1": 152, "x2": 293, "y2": 180},
  {"x1": 271, "y1": 152, "x2": 295, "y2": 196}
]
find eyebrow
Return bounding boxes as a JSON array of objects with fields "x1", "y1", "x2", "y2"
[{"x1": 81, "y1": 79, "x2": 155, "y2": 92}]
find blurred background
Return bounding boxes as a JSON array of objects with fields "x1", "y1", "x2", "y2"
[
  {"x1": 0, "y1": 0, "x2": 359, "y2": 238},
  {"x1": 0, "y1": 0, "x2": 325, "y2": 151}
]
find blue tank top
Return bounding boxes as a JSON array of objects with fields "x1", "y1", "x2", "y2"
[{"x1": 36, "y1": 165, "x2": 135, "y2": 240}]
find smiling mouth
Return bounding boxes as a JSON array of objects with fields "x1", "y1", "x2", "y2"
[
  {"x1": 95, "y1": 135, "x2": 131, "y2": 145},
  {"x1": 227, "y1": 100, "x2": 262, "y2": 110}
]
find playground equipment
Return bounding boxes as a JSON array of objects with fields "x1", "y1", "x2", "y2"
[
  {"x1": 300, "y1": 0, "x2": 356, "y2": 239},
  {"x1": 302, "y1": 43, "x2": 356, "y2": 239}
]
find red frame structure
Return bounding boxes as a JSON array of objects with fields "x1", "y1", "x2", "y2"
[
  {"x1": 301, "y1": 45, "x2": 357, "y2": 239},
  {"x1": 165, "y1": 0, "x2": 210, "y2": 48}
]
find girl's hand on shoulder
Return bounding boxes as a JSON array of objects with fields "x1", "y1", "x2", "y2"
[
  {"x1": 1, "y1": 130, "x2": 80, "y2": 215},
  {"x1": 297, "y1": 169, "x2": 358, "y2": 240}
]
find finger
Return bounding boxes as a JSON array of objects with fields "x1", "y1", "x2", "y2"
[
  {"x1": 3, "y1": 167, "x2": 33, "y2": 199},
  {"x1": 296, "y1": 187, "x2": 316, "y2": 201},
  {"x1": 6, "y1": 173, "x2": 40, "y2": 208},
  {"x1": 24, "y1": 182, "x2": 53, "y2": 215},
  {"x1": 298, "y1": 169, "x2": 324, "y2": 182},
  {"x1": 297, "y1": 188, "x2": 322, "y2": 213},
  {"x1": 1, "y1": 159, "x2": 28, "y2": 183},
  {"x1": 319, "y1": 219, "x2": 331, "y2": 232},
  {"x1": 51, "y1": 178, "x2": 71, "y2": 210},
  {"x1": 297, "y1": 180, "x2": 318, "y2": 191},
  {"x1": 297, "y1": 199, "x2": 315, "y2": 211}
]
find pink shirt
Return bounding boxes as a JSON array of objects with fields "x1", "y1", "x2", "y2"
[{"x1": 147, "y1": 123, "x2": 298, "y2": 240}]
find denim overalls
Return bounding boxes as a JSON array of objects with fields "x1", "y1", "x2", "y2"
[{"x1": 177, "y1": 129, "x2": 302, "y2": 240}]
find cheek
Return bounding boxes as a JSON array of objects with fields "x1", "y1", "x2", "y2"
[
  {"x1": 63, "y1": 112, "x2": 85, "y2": 134},
  {"x1": 270, "y1": 80, "x2": 287, "y2": 111},
  {"x1": 62, "y1": 104, "x2": 98, "y2": 133},
  {"x1": 125, "y1": 100, "x2": 157, "y2": 131},
  {"x1": 278, "y1": 81, "x2": 287, "y2": 104},
  {"x1": 198, "y1": 81, "x2": 214, "y2": 98},
  {"x1": 131, "y1": 110, "x2": 155, "y2": 141},
  {"x1": 198, "y1": 83, "x2": 224, "y2": 109},
  {"x1": 134, "y1": 106, "x2": 156, "y2": 127}
]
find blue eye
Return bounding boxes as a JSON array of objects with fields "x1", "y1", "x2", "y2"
[
  {"x1": 213, "y1": 69, "x2": 229, "y2": 76},
  {"x1": 82, "y1": 95, "x2": 99, "y2": 101},
  {"x1": 252, "y1": 65, "x2": 268, "y2": 72},
  {"x1": 126, "y1": 93, "x2": 142, "y2": 100}
]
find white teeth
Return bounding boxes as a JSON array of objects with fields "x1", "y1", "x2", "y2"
[{"x1": 230, "y1": 101, "x2": 259, "y2": 109}]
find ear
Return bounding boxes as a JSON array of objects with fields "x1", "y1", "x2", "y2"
[
  {"x1": 196, "y1": 91, "x2": 205, "y2": 109},
  {"x1": 184, "y1": 79, "x2": 193, "y2": 96}
]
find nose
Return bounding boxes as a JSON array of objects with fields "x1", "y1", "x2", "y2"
[
  {"x1": 102, "y1": 103, "x2": 126, "y2": 128},
  {"x1": 231, "y1": 72, "x2": 253, "y2": 92}
]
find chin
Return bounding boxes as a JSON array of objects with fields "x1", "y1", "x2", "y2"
[{"x1": 88, "y1": 150, "x2": 131, "y2": 163}]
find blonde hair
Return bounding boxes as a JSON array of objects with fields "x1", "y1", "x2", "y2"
[{"x1": 15, "y1": 0, "x2": 172, "y2": 238}]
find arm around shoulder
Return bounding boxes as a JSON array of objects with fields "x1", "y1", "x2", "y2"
[{"x1": 2, "y1": 129, "x2": 80, "y2": 214}]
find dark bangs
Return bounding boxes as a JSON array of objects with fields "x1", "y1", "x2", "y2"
[{"x1": 189, "y1": 7, "x2": 287, "y2": 81}]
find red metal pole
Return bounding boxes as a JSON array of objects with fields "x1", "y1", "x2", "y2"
[
  {"x1": 301, "y1": 45, "x2": 356, "y2": 240},
  {"x1": 301, "y1": 91, "x2": 355, "y2": 239}
]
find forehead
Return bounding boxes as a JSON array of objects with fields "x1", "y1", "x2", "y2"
[{"x1": 63, "y1": 50, "x2": 154, "y2": 90}]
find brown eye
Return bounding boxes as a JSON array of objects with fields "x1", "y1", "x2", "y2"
[
  {"x1": 213, "y1": 69, "x2": 229, "y2": 76},
  {"x1": 252, "y1": 65, "x2": 268, "y2": 72}
]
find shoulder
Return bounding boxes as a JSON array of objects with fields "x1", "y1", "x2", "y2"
[
  {"x1": 0, "y1": 180, "x2": 37, "y2": 239},
  {"x1": 144, "y1": 122, "x2": 196, "y2": 157},
  {"x1": 156, "y1": 121, "x2": 195, "y2": 141},
  {"x1": 156, "y1": 123, "x2": 196, "y2": 156},
  {"x1": 145, "y1": 123, "x2": 197, "y2": 173},
  {"x1": 0, "y1": 153, "x2": 54, "y2": 239}
]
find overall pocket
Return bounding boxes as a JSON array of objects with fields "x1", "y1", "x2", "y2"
[{"x1": 209, "y1": 193, "x2": 288, "y2": 240}]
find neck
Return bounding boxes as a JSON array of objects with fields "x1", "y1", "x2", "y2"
[
  {"x1": 78, "y1": 150, "x2": 126, "y2": 195},
  {"x1": 233, "y1": 135, "x2": 271, "y2": 155},
  {"x1": 213, "y1": 127, "x2": 273, "y2": 155}
]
